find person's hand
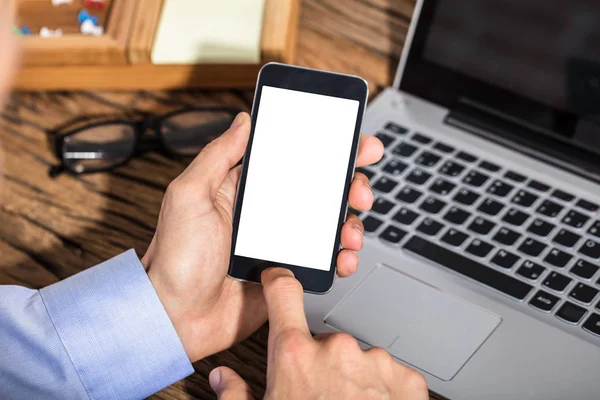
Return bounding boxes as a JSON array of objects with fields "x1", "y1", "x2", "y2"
[
  {"x1": 0, "y1": 1, "x2": 19, "y2": 109},
  {"x1": 209, "y1": 268, "x2": 429, "y2": 400},
  {"x1": 142, "y1": 112, "x2": 383, "y2": 362}
]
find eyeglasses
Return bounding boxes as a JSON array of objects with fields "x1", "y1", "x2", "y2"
[{"x1": 48, "y1": 106, "x2": 243, "y2": 177}]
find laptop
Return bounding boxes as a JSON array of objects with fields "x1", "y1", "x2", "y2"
[{"x1": 304, "y1": 0, "x2": 600, "y2": 398}]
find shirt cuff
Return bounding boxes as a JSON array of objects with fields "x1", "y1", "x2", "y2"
[{"x1": 39, "y1": 249, "x2": 194, "y2": 400}]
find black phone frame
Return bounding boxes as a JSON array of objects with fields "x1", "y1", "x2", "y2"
[{"x1": 228, "y1": 63, "x2": 368, "y2": 294}]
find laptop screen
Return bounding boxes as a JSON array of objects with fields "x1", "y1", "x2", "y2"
[{"x1": 400, "y1": 0, "x2": 600, "y2": 164}]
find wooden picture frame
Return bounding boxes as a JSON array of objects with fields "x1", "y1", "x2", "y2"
[{"x1": 15, "y1": 0, "x2": 300, "y2": 90}]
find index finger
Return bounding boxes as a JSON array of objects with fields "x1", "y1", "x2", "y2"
[
  {"x1": 261, "y1": 268, "x2": 311, "y2": 338},
  {"x1": 356, "y1": 135, "x2": 384, "y2": 168}
]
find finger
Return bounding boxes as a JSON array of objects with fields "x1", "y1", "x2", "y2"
[
  {"x1": 348, "y1": 173, "x2": 374, "y2": 211},
  {"x1": 336, "y1": 249, "x2": 359, "y2": 278},
  {"x1": 356, "y1": 135, "x2": 384, "y2": 168},
  {"x1": 340, "y1": 214, "x2": 363, "y2": 251},
  {"x1": 181, "y1": 112, "x2": 250, "y2": 198},
  {"x1": 261, "y1": 268, "x2": 311, "y2": 338},
  {"x1": 209, "y1": 367, "x2": 253, "y2": 400},
  {"x1": 217, "y1": 165, "x2": 242, "y2": 202}
]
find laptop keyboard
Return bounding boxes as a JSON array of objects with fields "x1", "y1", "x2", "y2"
[{"x1": 357, "y1": 122, "x2": 600, "y2": 339}]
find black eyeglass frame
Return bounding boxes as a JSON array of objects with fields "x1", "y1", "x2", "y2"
[{"x1": 49, "y1": 106, "x2": 244, "y2": 177}]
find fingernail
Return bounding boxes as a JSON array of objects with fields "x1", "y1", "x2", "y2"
[
  {"x1": 362, "y1": 179, "x2": 373, "y2": 196},
  {"x1": 209, "y1": 368, "x2": 221, "y2": 392},
  {"x1": 230, "y1": 113, "x2": 246, "y2": 130}
]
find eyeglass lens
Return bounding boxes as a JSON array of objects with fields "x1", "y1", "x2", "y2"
[
  {"x1": 62, "y1": 124, "x2": 136, "y2": 173},
  {"x1": 161, "y1": 110, "x2": 236, "y2": 156}
]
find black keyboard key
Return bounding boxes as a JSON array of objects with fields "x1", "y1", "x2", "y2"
[
  {"x1": 439, "y1": 161, "x2": 465, "y2": 177},
  {"x1": 403, "y1": 236, "x2": 533, "y2": 300},
  {"x1": 373, "y1": 176, "x2": 398, "y2": 193},
  {"x1": 477, "y1": 198, "x2": 505, "y2": 216},
  {"x1": 556, "y1": 302, "x2": 586, "y2": 324},
  {"x1": 441, "y1": 228, "x2": 469, "y2": 247},
  {"x1": 536, "y1": 200, "x2": 563, "y2": 218},
  {"x1": 415, "y1": 151, "x2": 441, "y2": 168},
  {"x1": 363, "y1": 215, "x2": 383, "y2": 233},
  {"x1": 456, "y1": 151, "x2": 477, "y2": 163},
  {"x1": 518, "y1": 238, "x2": 547, "y2": 257},
  {"x1": 570, "y1": 283, "x2": 599, "y2": 304},
  {"x1": 384, "y1": 122, "x2": 407, "y2": 135},
  {"x1": 443, "y1": 206, "x2": 471, "y2": 225},
  {"x1": 468, "y1": 217, "x2": 496, "y2": 235},
  {"x1": 553, "y1": 229, "x2": 581, "y2": 248},
  {"x1": 382, "y1": 159, "x2": 408, "y2": 176},
  {"x1": 372, "y1": 198, "x2": 395, "y2": 215},
  {"x1": 379, "y1": 225, "x2": 407, "y2": 244},
  {"x1": 504, "y1": 170, "x2": 527, "y2": 183},
  {"x1": 562, "y1": 210, "x2": 589, "y2": 229},
  {"x1": 583, "y1": 313, "x2": 600, "y2": 337},
  {"x1": 577, "y1": 199, "x2": 599, "y2": 213},
  {"x1": 571, "y1": 259, "x2": 600, "y2": 280},
  {"x1": 375, "y1": 132, "x2": 395, "y2": 148},
  {"x1": 502, "y1": 208, "x2": 529, "y2": 227},
  {"x1": 429, "y1": 178, "x2": 456, "y2": 196},
  {"x1": 479, "y1": 160, "x2": 501, "y2": 172},
  {"x1": 579, "y1": 239, "x2": 600, "y2": 259},
  {"x1": 543, "y1": 272, "x2": 572, "y2": 292},
  {"x1": 486, "y1": 180, "x2": 514, "y2": 197},
  {"x1": 493, "y1": 227, "x2": 521, "y2": 246},
  {"x1": 463, "y1": 171, "x2": 489, "y2": 188},
  {"x1": 529, "y1": 290, "x2": 560, "y2": 312},
  {"x1": 588, "y1": 221, "x2": 600, "y2": 238},
  {"x1": 517, "y1": 260, "x2": 546, "y2": 280},
  {"x1": 417, "y1": 218, "x2": 444, "y2": 236},
  {"x1": 392, "y1": 142, "x2": 418, "y2": 158},
  {"x1": 527, "y1": 180, "x2": 551, "y2": 193},
  {"x1": 419, "y1": 196, "x2": 446, "y2": 214},
  {"x1": 396, "y1": 186, "x2": 423, "y2": 204},
  {"x1": 527, "y1": 218, "x2": 555, "y2": 237},
  {"x1": 433, "y1": 142, "x2": 454, "y2": 154},
  {"x1": 552, "y1": 189, "x2": 575, "y2": 202},
  {"x1": 356, "y1": 167, "x2": 375, "y2": 180},
  {"x1": 405, "y1": 168, "x2": 432, "y2": 185},
  {"x1": 466, "y1": 239, "x2": 494, "y2": 258},
  {"x1": 544, "y1": 248, "x2": 572, "y2": 268},
  {"x1": 392, "y1": 207, "x2": 419, "y2": 226},
  {"x1": 511, "y1": 190, "x2": 538, "y2": 207},
  {"x1": 491, "y1": 250, "x2": 520, "y2": 269},
  {"x1": 453, "y1": 188, "x2": 480, "y2": 206},
  {"x1": 412, "y1": 133, "x2": 432, "y2": 144}
]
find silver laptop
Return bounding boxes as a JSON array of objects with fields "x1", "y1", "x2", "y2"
[{"x1": 304, "y1": 1, "x2": 600, "y2": 398}]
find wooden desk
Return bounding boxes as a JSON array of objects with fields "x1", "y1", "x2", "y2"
[{"x1": 1, "y1": 0, "x2": 442, "y2": 399}]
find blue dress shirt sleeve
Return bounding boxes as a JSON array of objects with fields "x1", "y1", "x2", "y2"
[{"x1": 0, "y1": 249, "x2": 194, "y2": 400}]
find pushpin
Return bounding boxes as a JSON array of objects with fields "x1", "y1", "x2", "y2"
[
  {"x1": 78, "y1": 10, "x2": 99, "y2": 25},
  {"x1": 52, "y1": 0, "x2": 73, "y2": 5},
  {"x1": 84, "y1": 0, "x2": 106, "y2": 10},
  {"x1": 80, "y1": 19, "x2": 104, "y2": 36},
  {"x1": 21, "y1": 26, "x2": 32, "y2": 36},
  {"x1": 40, "y1": 27, "x2": 63, "y2": 38},
  {"x1": 11, "y1": 25, "x2": 23, "y2": 36}
]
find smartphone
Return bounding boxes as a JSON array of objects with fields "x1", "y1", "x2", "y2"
[{"x1": 228, "y1": 63, "x2": 368, "y2": 293}]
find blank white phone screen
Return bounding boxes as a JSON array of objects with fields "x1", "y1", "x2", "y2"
[{"x1": 234, "y1": 85, "x2": 360, "y2": 271}]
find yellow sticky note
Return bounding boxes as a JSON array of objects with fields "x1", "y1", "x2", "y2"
[{"x1": 152, "y1": 0, "x2": 266, "y2": 64}]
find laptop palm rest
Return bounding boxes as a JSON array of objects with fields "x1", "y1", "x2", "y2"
[{"x1": 324, "y1": 264, "x2": 502, "y2": 381}]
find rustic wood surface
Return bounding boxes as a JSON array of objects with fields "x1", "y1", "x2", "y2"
[{"x1": 1, "y1": 0, "x2": 443, "y2": 399}]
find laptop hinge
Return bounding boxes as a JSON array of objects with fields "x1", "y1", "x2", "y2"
[{"x1": 445, "y1": 100, "x2": 600, "y2": 185}]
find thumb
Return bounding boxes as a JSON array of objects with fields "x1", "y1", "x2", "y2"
[
  {"x1": 209, "y1": 367, "x2": 253, "y2": 400},
  {"x1": 181, "y1": 112, "x2": 250, "y2": 199}
]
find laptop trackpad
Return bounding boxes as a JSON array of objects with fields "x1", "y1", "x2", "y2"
[{"x1": 325, "y1": 264, "x2": 501, "y2": 381}]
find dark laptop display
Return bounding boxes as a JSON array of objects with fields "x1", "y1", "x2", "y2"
[{"x1": 401, "y1": 0, "x2": 600, "y2": 179}]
